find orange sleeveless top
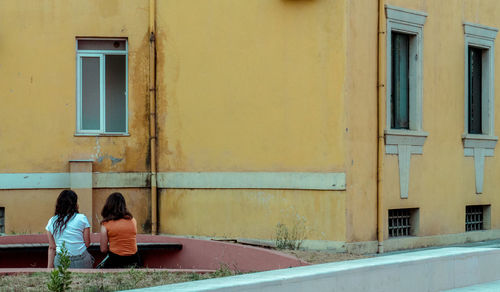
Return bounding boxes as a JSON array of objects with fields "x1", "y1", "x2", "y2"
[{"x1": 103, "y1": 218, "x2": 137, "y2": 256}]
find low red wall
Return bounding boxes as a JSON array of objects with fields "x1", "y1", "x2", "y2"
[{"x1": 0, "y1": 234, "x2": 308, "y2": 272}]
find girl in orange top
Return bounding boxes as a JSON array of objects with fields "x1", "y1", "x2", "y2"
[{"x1": 98, "y1": 192, "x2": 140, "y2": 268}]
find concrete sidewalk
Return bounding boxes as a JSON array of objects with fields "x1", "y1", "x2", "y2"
[
  {"x1": 443, "y1": 280, "x2": 500, "y2": 291},
  {"x1": 127, "y1": 244, "x2": 500, "y2": 292}
]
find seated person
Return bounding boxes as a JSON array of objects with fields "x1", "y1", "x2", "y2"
[
  {"x1": 46, "y1": 190, "x2": 93, "y2": 268},
  {"x1": 99, "y1": 192, "x2": 140, "y2": 268}
]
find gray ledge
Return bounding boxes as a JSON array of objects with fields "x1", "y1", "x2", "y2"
[
  {"x1": 464, "y1": 22, "x2": 499, "y2": 41},
  {"x1": 385, "y1": 130, "x2": 428, "y2": 146},
  {"x1": 385, "y1": 5, "x2": 427, "y2": 26},
  {"x1": 462, "y1": 134, "x2": 498, "y2": 149},
  {"x1": 385, "y1": 130, "x2": 428, "y2": 199},
  {"x1": 462, "y1": 134, "x2": 497, "y2": 194}
]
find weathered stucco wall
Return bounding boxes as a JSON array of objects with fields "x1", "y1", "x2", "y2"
[
  {"x1": 0, "y1": 0, "x2": 151, "y2": 233},
  {"x1": 344, "y1": 0, "x2": 379, "y2": 244},
  {"x1": 0, "y1": 0, "x2": 150, "y2": 173},
  {"x1": 0, "y1": 190, "x2": 60, "y2": 234},
  {"x1": 0, "y1": 188, "x2": 150, "y2": 234},
  {"x1": 156, "y1": 0, "x2": 346, "y2": 172},
  {"x1": 0, "y1": 0, "x2": 349, "y2": 242},
  {"x1": 155, "y1": 0, "x2": 348, "y2": 243},
  {"x1": 5, "y1": 0, "x2": 500, "y2": 251},
  {"x1": 159, "y1": 189, "x2": 346, "y2": 242}
]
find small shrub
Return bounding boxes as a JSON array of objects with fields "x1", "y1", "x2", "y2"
[
  {"x1": 275, "y1": 220, "x2": 307, "y2": 250},
  {"x1": 47, "y1": 243, "x2": 72, "y2": 292}
]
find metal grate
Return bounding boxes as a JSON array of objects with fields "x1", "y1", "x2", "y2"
[
  {"x1": 388, "y1": 209, "x2": 412, "y2": 237},
  {"x1": 0, "y1": 207, "x2": 4, "y2": 233},
  {"x1": 466, "y1": 205, "x2": 484, "y2": 232}
]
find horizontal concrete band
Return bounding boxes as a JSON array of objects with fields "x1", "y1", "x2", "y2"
[
  {"x1": 0, "y1": 172, "x2": 346, "y2": 190},
  {"x1": 157, "y1": 172, "x2": 346, "y2": 190}
]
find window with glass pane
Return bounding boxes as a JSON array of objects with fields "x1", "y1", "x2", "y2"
[
  {"x1": 77, "y1": 39, "x2": 127, "y2": 134},
  {"x1": 468, "y1": 47, "x2": 482, "y2": 134},
  {"x1": 105, "y1": 55, "x2": 126, "y2": 132},
  {"x1": 81, "y1": 57, "x2": 101, "y2": 130},
  {"x1": 391, "y1": 33, "x2": 410, "y2": 129}
]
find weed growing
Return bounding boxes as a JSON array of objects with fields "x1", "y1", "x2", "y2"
[{"x1": 275, "y1": 218, "x2": 307, "y2": 250}]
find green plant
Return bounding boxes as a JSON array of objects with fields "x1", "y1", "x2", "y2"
[
  {"x1": 212, "y1": 264, "x2": 234, "y2": 278},
  {"x1": 188, "y1": 273, "x2": 202, "y2": 281},
  {"x1": 275, "y1": 220, "x2": 307, "y2": 250},
  {"x1": 83, "y1": 272, "x2": 108, "y2": 292},
  {"x1": 47, "y1": 243, "x2": 72, "y2": 292},
  {"x1": 128, "y1": 267, "x2": 146, "y2": 287}
]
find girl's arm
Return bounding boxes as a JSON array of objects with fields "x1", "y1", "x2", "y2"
[
  {"x1": 47, "y1": 231, "x2": 56, "y2": 268},
  {"x1": 83, "y1": 227, "x2": 91, "y2": 248},
  {"x1": 100, "y1": 225, "x2": 109, "y2": 253}
]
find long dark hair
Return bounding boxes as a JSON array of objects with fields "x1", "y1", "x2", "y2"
[
  {"x1": 53, "y1": 190, "x2": 79, "y2": 235},
  {"x1": 101, "y1": 192, "x2": 133, "y2": 223}
]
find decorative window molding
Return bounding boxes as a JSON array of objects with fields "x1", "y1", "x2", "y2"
[
  {"x1": 463, "y1": 23, "x2": 498, "y2": 194},
  {"x1": 385, "y1": 5, "x2": 428, "y2": 199}
]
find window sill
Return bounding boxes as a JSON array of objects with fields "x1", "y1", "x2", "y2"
[
  {"x1": 384, "y1": 129, "x2": 428, "y2": 146},
  {"x1": 462, "y1": 134, "x2": 498, "y2": 149},
  {"x1": 74, "y1": 133, "x2": 130, "y2": 137}
]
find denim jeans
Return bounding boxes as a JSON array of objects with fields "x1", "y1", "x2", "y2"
[{"x1": 55, "y1": 249, "x2": 94, "y2": 269}]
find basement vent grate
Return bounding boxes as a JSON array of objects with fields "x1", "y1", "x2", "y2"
[
  {"x1": 388, "y1": 209, "x2": 413, "y2": 237},
  {"x1": 0, "y1": 207, "x2": 4, "y2": 233},
  {"x1": 466, "y1": 205, "x2": 484, "y2": 232}
]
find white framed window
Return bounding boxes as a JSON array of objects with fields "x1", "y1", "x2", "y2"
[
  {"x1": 463, "y1": 23, "x2": 497, "y2": 139},
  {"x1": 384, "y1": 5, "x2": 428, "y2": 199},
  {"x1": 385, "y1": 5, "x2": 427, "y2": 135},
  {"x1": 462, "y1": 23, "x2": 498, "y2": 194},
  {"x1": 76, "y1": 38, "x2": 128, "y2": 135}
]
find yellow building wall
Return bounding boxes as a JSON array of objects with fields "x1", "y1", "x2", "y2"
[
  {"x1": 160, "y1": 189, "x2": 345, "y2": 241},
  {"x1": 0, "y1": 190, "x2": 60, "y2": 234},
  {"x1": 0, "y1": 0, "x2": 151, "y2": 234},
  {"x1": 4, "y1": 0, "x2": 500, "y2": 250},
  {"x1": 0, "y1": 0, "x2": 150, "y2": 174},
  {"x1": 380, "y1": 0, "x2": 500, "y2": 241},
  {"x1": 344, "y1": 0, "x2": 379, "y2": 243},
  {"x1": 156, "y1": 0, "x2": 349, "y2": 242},
  {"x1": 0, "y1": 188, "x2": 150, "y2": 234}
]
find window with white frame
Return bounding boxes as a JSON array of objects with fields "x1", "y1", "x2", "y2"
[
  {"x1": 385, "y1": 6, "x2": 427, "y2": 134},
  {"x1": 76, "y1": 39, "x2": 128, "y2": 134},
  {"x1": 463, "y1": 23, "x2": 497, "y2": 137},
  {"x1": 462, "y1": 23, "x2": 498, "y2": 194},
  {"x1": 384, "y1": 6, "x2": 428, "y2": 199}
]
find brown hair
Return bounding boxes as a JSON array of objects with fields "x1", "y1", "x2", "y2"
[
  {"x1": 52, "y1": 190, "x2": 79, "y2": 235},
  {"x1": 101, "y1": 192, "x2": 133, "y2": 223}
]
